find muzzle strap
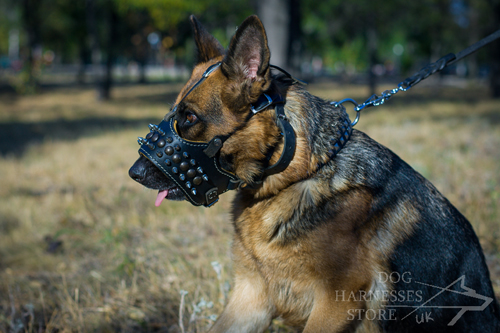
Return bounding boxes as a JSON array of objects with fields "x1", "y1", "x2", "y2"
[
  {"x1": 138, "y1": 119, "x2": 239, "y2": 207},
  {"x1": 164, "y1": 62, "x2": 222, "y2": 122}
]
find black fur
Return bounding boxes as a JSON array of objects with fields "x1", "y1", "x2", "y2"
[{"x1": 333, "y1": 130, "x2": 500, "y2": 331}]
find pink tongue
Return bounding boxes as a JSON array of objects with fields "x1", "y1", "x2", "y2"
[{"x1": 155, "y1": 190, "x2": 168, "y2": 207}]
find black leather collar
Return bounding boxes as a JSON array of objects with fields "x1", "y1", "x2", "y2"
[
  {"x1": 237, "y1": 93, "x2": 296, "y2": 189},
  {"x1": 205, "y1": 92, "x2": 297, "y2": 190}
]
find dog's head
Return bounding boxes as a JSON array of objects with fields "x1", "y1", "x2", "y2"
[{"x1": 129, "y1": 15, "x2": 291, "y2": 207}]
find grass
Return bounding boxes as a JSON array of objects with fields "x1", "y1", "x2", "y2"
[{"x1": 0, "y1": 79, "x2": 499, "y2": 332}]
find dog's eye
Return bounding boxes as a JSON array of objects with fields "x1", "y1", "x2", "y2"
[{"x1": 185, "y1": 112, "x2": 198, "y2": 125}]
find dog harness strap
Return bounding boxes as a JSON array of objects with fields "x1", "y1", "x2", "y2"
[
  {"x1": 261, "y1": 103, "x2": 296, "y2": 177},
  {"x1": 269, "y1": 64, "x2": 308, "y2": 86},
  {"x1": 164, "y1": 62, "x2": 222, "y2": 121},
  {"x1": 239, "y1": 94, "x2": 297, "y2": 188}
]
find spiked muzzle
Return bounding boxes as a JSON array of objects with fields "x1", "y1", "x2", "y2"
[{"x1": 138, "y1": 120, "x2": 240, "y2": 207}]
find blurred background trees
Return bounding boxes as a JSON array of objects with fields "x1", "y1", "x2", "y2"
[{"x1": 0, "y1": 0, "x2": 499, "y2": 98}]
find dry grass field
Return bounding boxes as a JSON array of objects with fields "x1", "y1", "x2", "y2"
[{"x1": 0, "y1": 79, "x2": 499, "y2": 332}]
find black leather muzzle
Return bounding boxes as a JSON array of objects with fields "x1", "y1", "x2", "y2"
[{"x1": 138, "y1": 119, "x2": 240, "y2": 207}]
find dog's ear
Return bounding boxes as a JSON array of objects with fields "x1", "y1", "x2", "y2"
[
  {"x1": 221, "y1": 15, "x2": 271, "y2": 102},
  {"x1": 190, "y1": 15, "x2": 224, "y2": 63}
]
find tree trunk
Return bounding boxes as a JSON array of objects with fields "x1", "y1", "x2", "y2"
[
  {"x1": 85, "y1": 0, "x2": 101, "y2": 92},
  {"x1": 98, "y1": 4, "x2": 118, "y2": 100},
  {"x1": 21, "y1": 0, "x2": 41, "y2": 93},
  {"x1": 490, "y1": 2, "x2": 500, "y2": 98},
  {"x1": 287, "y1": 0, "x2": 302, "y2": 73},
  {"x1": 138, "y1": 60, "x2": 147, "y2": 84},
  {"x1": 367, "y1": 27, "x2": 378, "y2": 96},
  {"x1": 256, "y1": 0, "x2": 290, "y2": 68},
  {"x1": 77, "y1": 37, "x2": 91, "y2": 84},
  {"x1": 467, "y1": 7, "x2": 479, "y2": 79},
  {"x1": 491, "y1": 46, "x2": 500, "y2": 98}
]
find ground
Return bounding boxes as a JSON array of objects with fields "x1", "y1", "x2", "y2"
[{"x1": 0, "y1": 79, "x2": 499, "y2": 332}]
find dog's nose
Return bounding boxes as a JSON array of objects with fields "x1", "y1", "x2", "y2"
[{"x1": 129, "y1": 160, "x2": 146, "y2": 183}]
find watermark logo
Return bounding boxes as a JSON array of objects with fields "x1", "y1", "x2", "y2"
[
  {"x1": 339, "y1": 272, "x2": 494, "y2": 326},
  {"x1": 398, "y1": 275, "x2": 494, "y2": 326}
]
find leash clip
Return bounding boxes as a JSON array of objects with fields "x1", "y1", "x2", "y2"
[{"x1": 332, "y1": 99, "x2": 361, "y2": 127}]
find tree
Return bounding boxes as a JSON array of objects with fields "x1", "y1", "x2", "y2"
[
  {"x1": 487, "y1": 0, "x2": 500, "y2": 98},
  {"x1": 299, "y1": 0, "x2": 499, "y2": 95},
  {"x1": 98, "y1": 1, "x2": 118, "y2": 100},
  {"x1": 21, "y1": 0, "x2": 42, "y2": 93},
  {"x1": 39, "y1": 0, "x2": 89, "y2": 82},
  {"x1": 256, "y1": 0, "x2": 290, "y2": 68},
  {"x1": 287, "y1": 0, "x2": 303, "y2": 72},
  {"x1": 255, "y1": 0, "x2": 302, "y2": 73},
  {"x1": 301, "y1": 0, "x2": 409, "y2": 92},
  {"x1": 465, "y1": 0, "x2": 500, "y2": 98}
]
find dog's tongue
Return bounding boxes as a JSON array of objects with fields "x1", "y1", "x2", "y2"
[{"x1": 155, "y1": 190, "x2": 168, "y2": 207}]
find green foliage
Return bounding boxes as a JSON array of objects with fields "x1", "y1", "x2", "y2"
[
  {"x1": 0, "y1": 0, "x2": 498, "y2": 94},
  {"x1": 301, "y1": 0, "x2": 497, "y2": 75},
  {"x1": 0, "y1": 1, "x2": 20, "y2": 55},
  {"x1": 39, "y1": 0, "x2": 87, "y2": 62},
  {"x1": 116, "y1": 0, "x2": 207, "y2": 31}
]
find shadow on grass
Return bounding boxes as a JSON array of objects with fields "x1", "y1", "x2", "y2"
[
  {"x1": 2, "y1": 106, "x2": 499, "y2": 158},
  {"x1": 0, "y1": 82, "x2": 186, "y2": 157},
  {"x1": 2, "y1": 83, "x2": 498, "y2": 157},
  {"x1": 0, "y1": 116, "x2": 159, "y2": 157}
]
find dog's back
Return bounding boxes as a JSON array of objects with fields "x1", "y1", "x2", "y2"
[{"x1": 334, "y1": 129, "x2": 500, "y2": 331}]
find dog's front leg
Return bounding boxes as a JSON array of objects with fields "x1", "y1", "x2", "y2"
[
  {"x1": 303, "y1": 288, "x2": 364, "y2": 333},
  {"x1": 209, "y1": 272, "x2": 274, "y2": 333}
]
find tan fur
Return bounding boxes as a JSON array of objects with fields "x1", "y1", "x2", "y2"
[{"x1": 168, "y1": 16, "x2": 424, "y2": 333}]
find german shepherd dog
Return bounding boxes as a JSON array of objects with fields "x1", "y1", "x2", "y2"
[{"x1": 129, "y1": 15, "x2": 500, "y2": 332}]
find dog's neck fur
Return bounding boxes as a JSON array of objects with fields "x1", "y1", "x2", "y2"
[{"x1": 243, "y1": 79, "x2": 351, "y2": 200}]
